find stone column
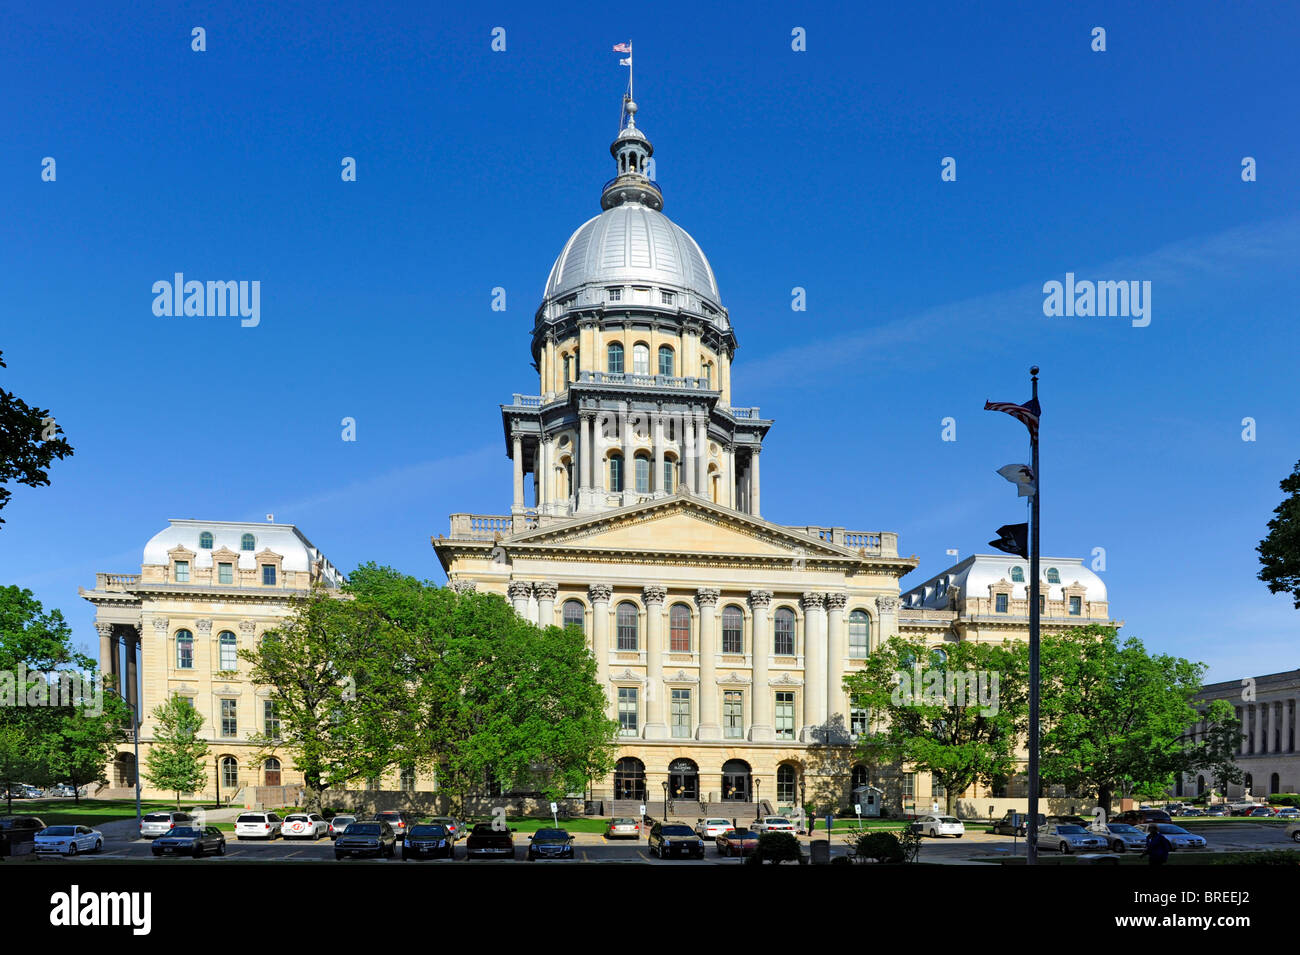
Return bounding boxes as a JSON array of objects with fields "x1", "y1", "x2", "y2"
[
  {"x1": 621, "y1": 405, "x2": 634, "y2": 496},
  {"x1": 1257, "y1": 702, "x2": 1267, "y2": 754},
  {"x1": 695, "y1": 588, "x2": 721, "y2": 740},
  {"x1": 696, "y1": 416, "x2": 708, "y2": 498},
  {"x1": 95, "y1": 622, "x2": 116, "y2": 693},
  {"x1": 1266, "y1": 699, "x2": 1276, "y2": 754},
  {"x1": 684, "y1": 417, "x2": 697, "y2": 495},
  {"x1": 825, "y1": 593, "x2": 847, "y2": 742},
  {"x1": 800, "y1": 592, "x2": 827, "y2": 741},
  {"x1": 875, "y1": 595, "x2": 900, "y2": 651},
  {"x1": 589, "y1": 584, "x2": 612, "y2": 717},
  {"x1": 748, "y1": 590, "x2": 773, "y2": 741},
  {"x1": 511, "y1": 433, "x2": 524, "y2": 513},
  {"x1": 535, "y1": 582, "x2": 557, "y2": 629},
  {"x1": 124, "y1": 625, "x2": 141, "y2": 724},
  {"x1": 508, "y1": 580, "x2": 532, "y2": 619},
  {"x1": 536, "y1": 437, "x2": 548, "y2": 512},
  {"x1": 653, "y1": 412, "x2": 665, "y2": 495},
  {"x1": 578, "y1": 413, "x2": 592, "y2": 493},
  {"x1": 643, "y1": 585, "x2": 667, "y2": 739},
  {"x1": 750, "y1": 448, "x2": 761, "y2": 517}
]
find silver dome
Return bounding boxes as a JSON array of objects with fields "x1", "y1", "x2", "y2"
[{"x1": 543, "y1": 203, "x2": 721, "y2": 309}]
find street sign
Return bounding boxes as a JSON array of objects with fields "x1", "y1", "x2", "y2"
[
  {"x1": 639, "y1": 803, "x2": 646, "y2": 816},
  {"x1": 549, "y1": 802, "x2": 557, "y2": 813}
]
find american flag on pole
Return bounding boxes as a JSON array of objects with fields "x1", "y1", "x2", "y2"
[
  {"x1": 613, "y1": 42, "x2": 631, "y2": 52},
  {"x1": 984, "y1": 397, "x2": 1041, "y2": 440}
]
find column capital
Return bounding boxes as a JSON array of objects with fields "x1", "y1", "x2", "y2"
[
  {"x1": 642, "y1": 584, "x2": 667, "y2": 606},
  {"x1": 694, "y1": 587, "x2": 720, "y2": 608},
  {"x1": 875, "y1": 595, "x2": 900, "y2": 614},
  {"x1": 800, "y1": 591, "x2": 826, "y2": 611},
  {"x1": 94, "y1": 622, "x2": 114, "y2": 638},
  {"x1": 151, "y1": 617, "x2": 169, "y2": 634},
  {"x1": 748, "y1": 589, "x2": 773, "y2": 609},
  {"x1": 449, "y1": 579, "x2": 478, "y2": 593},
  {"x1": 195, "y1": 619, "x2": 212, "y2": 635},
  {"x1": 239, "y1": 619, "x2": 257, "y2": 635},
  {"x1": 507, "y1": 580, "x2": 533, "y2": 601},
  {"x1": 588, "y1": 583, "x2": 613, "y2": 605},
  {"x1": 825, "y1": 592, "x2": 848, "y2": 612},
  {"x1": 534, "y1": 581, "x2": 558, "y2": 601}
]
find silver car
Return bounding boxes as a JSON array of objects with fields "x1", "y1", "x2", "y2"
[
  {"x1": 429, "y1": 816, "x2": 465, "y2": 842},
  {"x1": 1286, "y1": 822, "x2": 1300, "y2": 843},
  {"x1": 1153, "y1": 824, "x2": 1207, "y2": 851},
  {"x1": 140, "y1": 811, "x2": 194, "y2": 839},
  {"x1": 1040, "y1": 823, "x2": 1108, "y2": 854},
  {"x1": 1092, "y1": 822, "x2": 1147, "y2": 852}
]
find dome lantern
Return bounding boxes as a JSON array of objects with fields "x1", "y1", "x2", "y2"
[{"x1": 601, "y1": 97, "x2": 663, "y2": 211}]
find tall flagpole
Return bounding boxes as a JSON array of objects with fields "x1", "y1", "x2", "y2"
[
  {"x1": 628, "y1": 40, "x2": 633, "y2": 103},
  {"x1": 1026, "y1": 364, "x2": 1041, "y2": 865}
]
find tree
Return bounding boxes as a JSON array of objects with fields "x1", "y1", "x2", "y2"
[
  {"x1": 1258, "y1": 459, "x2": 1300, "y2": 607},
  {"x1": 143, "y1": 696, "x2": 209, "y2": 808},
  {"x1": 41, "y1": 690, "x2": 133, "y2": 803},
  {"x1": 1039, "y1": 625, "x2": 1207, "y2": 813},
  {"x1": 1189, "y1": 699, "x2": 1243, "y2": 799},
  {"x1": 844, "y1": 636, "x2": 1029, "y2": 815},
  {"x1": 0, "y1": 350, "x2": 74, "y2": 527}
]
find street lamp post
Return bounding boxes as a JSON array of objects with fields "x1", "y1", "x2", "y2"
[
  {"x1": 662, "y1": 780, "x2": 668, "y2": 822},
  {"x1": 754, "y1": 778, "x2": 761, "y2": 823}
]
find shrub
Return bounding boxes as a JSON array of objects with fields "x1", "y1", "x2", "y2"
[
  {"x1": 1205, "y1": 850, "x2": 1300, "y2": 866},
  {"x1": 748, "y1": 831, "x2": 803, "y2": 864},
  {"x1": 853, "y1": 830, "x2": 904, "y2": 863},
  {"x1": 1268, "y1": 794, "x2": 1300, "y2": 808}
]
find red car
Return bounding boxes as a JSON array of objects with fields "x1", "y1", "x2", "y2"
[{"x1": 716, "y1": 828, "x2": 760, "y2": 858}]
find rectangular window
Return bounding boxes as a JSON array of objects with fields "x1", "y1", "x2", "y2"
[
  {"x1": 931, "y1": 774, "x2": 946, "y2": 798},
  {"x1": 218, "y1": 562, "x2": 233, "y2": 585},
  {"x1": 851, "y1": 707, "x2": 868, "y2": 737},
  {"x1": 261, "y1": 564, "x2": 276, "y2": 585},
  {"x1": 660, "y1": 291, "x2": 674, "y2": 305},
  {"x1": 995, "y1": 593, "x2": 1008, "y2": 613},
  {"x1": 617, "y1": 687, "x2": 638, "y2": 737},
  {"x1": 724, "y1": 691, "x2": 744, "y2": 738},
  {"x1": 607, "y1": 288, "x2": 622, "y2": 302},
  {"x1": 1039, "y1": 595, "x2": 1045, "y2": 613},
  {"x1": 220, "y1": 699, "x2": 237, "y2": 738},
  {"x1": 174, "y1": 560, "x2": 189, "y2": 583},
  {"x1": 264, "y1": 700, "x2": 280, "y2": 739},
  {"x1": 670, "y1": 688, "x2": 691, "y2": 738},
  {"x1": 1069, "y1": 596, "x2": 1081, "y2": 615},
  {"x1": 635, "y1": 456, "x2": 650, "y2": 494},
  {"x1": 721, "y1": 614, "x2": 743, "y2": 654},
  {"x1": 775, "y1": 691, "x2": 795, "y2": 740},
  {"x1": 400, "y1": 766, "x2": 416, "y2": 793},
  {"x1": 902, "y1": 772, "x2": 915, "y2": 799},
  {"x1": 662, "y1": 459, "x2": 675, "y2": 493},
  {"x1": 774, "y1": 616, "x2": 795, "y2": 656},
  {"x1": 219, "y1": 637, "x2": 238, "y2": 671}
]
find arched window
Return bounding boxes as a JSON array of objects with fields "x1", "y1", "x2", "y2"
[
  {"x1": 264, "y1": 757, "x2": 281, "y2": 786},
  {"x1": 614, "y1": 757, "x2": 646, "y2": 800},
  {"x1": 1196, "y1": 775, "x2": 1206, "y2": 796},
  {"x1": 669, "y1": 604, "x2": 691, "y2": 653},
  {"x1": 1010, "y1": 566, "x2": 1024, "y2": 582},
  {"x1": 658, "y1": 345, "x2": 675, "y2": 377},
  {"x1": 662, "y1": 457, "x2": 677, "y2": 493},
  {"x1": 175, "y1": 630, "x2": 194, "y2": 669},
  {"x1": 1046, "y1": 567, "x2": 1060, "y2": 584},
  {"x1": 240, "y1": 533, "x2": 255, "y2": 551},
  {"x1": 773, "y1": 608, "x2": 796, "y2": 656},
  {"x1": 198, "y1": 531, "x2": 213, "y2": 549},
  {"x1": 616, "y1": 602, "x2": 639, "y2": 651},
  {"x1": 632, "y1": 344, "x2": 650, "y2": 376},
  {"x1": 1175, "y1": 776, "x2": 1184, "y2": 797},
  {"x1": 848, "y1": 610, "x2": 870, "y2": 658},
  {"x1": 721, "y1": 605, "x2": 744, "y2": 654},
  {"x1": 1270, "y1": 772, "x2": 1280, "y2": 795},
  {"x1": 218, "y1": 631, "x2": 237, "y2": 671},
  {"x1": 221, "y1": 757, "x2": 238, "y2": 789},
  {"x1": 930, "y1": 647, "x2": 948, "y2": 667},
  {"x1": 609, "y1": 454, "x2": 624, "y2": 492},
  {"x1": 562, "y1": 599, "x2": 585, "y2": 634},
  {"x1": 635, "y1": 455, "x2": 650, "y2": 493},
  {"x1": 851, "y1": 765, "x2": 869, "y2": 791},
  {"x1": 563, "y1": 354, "x2": 572, "y2": 382},
  {"x1": 777, "y1": 764, "x2": 798, "y2": 805},
  {"x1": 607, "y1": 342, "x2": 624, "y2": 375}
]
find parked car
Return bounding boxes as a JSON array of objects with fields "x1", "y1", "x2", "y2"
[
  {"x1": 465, "y1": 822, "x2": 516, "y2": 860},
  {"x1": 1113, "y1": 809, "x2": 1172, "y2": 825},
  {"x1": 1246, "y1": 806, "x2": 1276, "y2": 817},
  {"x1": 1286, "y1": 822, "x2": 1300, "y2": 843},
  {"x1": 526, "y1": 828, "x2": 575, "y2": 861},
  {"x1": 234, "y1": 811, "x2": 283, "y2": 840},
  {"x1": 1151, "y1": 823, "x2": 1207, "y2": 851},
  {"x1": 716, "y1": 828, "x2": 760, "y2": 858},
  {"x1": 648, "y1": 822, "x2": 705, "y2": 859},
  {"x1": 991, "y1": 811, "x2": 1046, "y2": 836},
  {"x1": 0, "y1": 815, "x2": 46, "y2": 855},
  {"x1": 751, "y1": 816, "x2": 796, "y2": 834},
  {"x1": 1179, "y1": 808, "x2": 1205, "y2": 817},
  {"x1": 140, "y1": 811, "x2": 194, "y2": 839},
  {"x1": 327, "y1": 814, "x2": 357, "y2": 840},
  {"x1": 402, "y1": 823, "x2": 454, "y2": 860},
  {"x1": 605, "y1": 817, "x2": 641, "y2": 839},
  {"x1": 21, "y1": 786, "x2": 43, "y2": 799},
  {"x1": 34, "y1": 825, "x2": 103, "y2": 856},
  {"x1": 915, "y1": 814, "x2": 965, "y2": 838},
  {"x1": 372, "y1": 811, "x2": 417, "y2": 839},
  {"x1": 1203, "y1": 806, "x2": 1229, "y2": 817},
  {"x1": 694, "y1": 818, "x2": 734, "y2": 839},
  {"x1": 1039, "y1": 823, "x2": 1108, "y2": 854},
  {"x1": 1091, "y1": 822, "x2": 1147, "y2": 852},
  {"x1": 1230, "y1": 804, "x2": 1258, "y2": 816},
  {"x1": 281, "y1": 813, "x2": 329, "y2": 840},
  {"x1": 1275, "y1": 807, "x2": 1300, "y2": 819},
  {"x1": 48, "y1": 784, "x2": 77, "y2": 798},
  {"x1": 1047, "y1": 814, "x2": 1090, "y2": 827},
  {"x1": 150, "y1": 826, "x2": 226, "y2": 858},
  {"x1": 335, "y1": 821, "x2": 396, "y2": 859},
  {"x1": 429, "y1": 816, "x2": 465, "y2": 841}
]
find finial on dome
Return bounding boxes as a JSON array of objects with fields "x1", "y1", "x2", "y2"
[{"x1": 602, "y1": 90, "x2": 661, "y2": 211}]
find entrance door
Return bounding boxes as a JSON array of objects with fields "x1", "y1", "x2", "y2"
[
  {"x1": 721, "y1": 759, "x2": 751, "y2": 801},
  {"x1": 668, "y1": 759, "x2": 699, "y2": 801}
]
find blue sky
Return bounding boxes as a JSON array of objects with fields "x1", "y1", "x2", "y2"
[{"x1": 3, "y1": 1, "x2": 1297, "y2": 681}]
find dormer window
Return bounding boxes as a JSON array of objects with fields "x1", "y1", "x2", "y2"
[
  {"x1": 1046, "y1": 567, "x2": 1061, "y2": 584},
  {"x1": 1010, "y1": 566, "x2": 1024, "y2": 582},
  {"x1": 241, "y1": 534, "x2": 255, "y2": 551},
  {"x1": 995, "y1": 593, "x2": 1008, "y2": 613},
  {"x1": 174, "y1": 560, "x2": 190, "y2": 583},
  {"x1": 198, "y1": 532, "x2": 213, "y2": 549}
]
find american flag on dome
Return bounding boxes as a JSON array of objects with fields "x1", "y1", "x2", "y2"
[{"x1": 984, "y1": 397, "x2": 1041, "y2": 440}]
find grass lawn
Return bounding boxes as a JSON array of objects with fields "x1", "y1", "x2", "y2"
[{"x1": 2, "y1": 798, "x2": 210, "y2": 826}]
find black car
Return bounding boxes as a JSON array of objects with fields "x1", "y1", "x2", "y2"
[
  {"x1": 151, "y1": 826, "x2": 227, "y2": 858},
  {"x1": 648, "y1": 823, "x2": 705, "y2": 859},
  {"x1": 465, "y1": 822, "x2": 516, "y2": 860},
  {"x1": 526, "y1": 828, "x2": 575, "y2": 861},
  {"x1": 402, "y1": 824, "x2": 454, "y2": 860},
  {"x1": 0, "y1": 816, "x2": 47, "y2": 856},
  {"x1": 335, "y1": 821, "x2": 397, "y2": 859},
  {"x1": 1113, "y1": 809, "x2": 1172, "y2": 825}
]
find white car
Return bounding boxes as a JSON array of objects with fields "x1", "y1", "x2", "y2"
[
  {"x1": 915, "y1": 814, "x2": 965, "y2": 838},
  {"x1": 34, "y1": 825, "x2": 103, "y2": 855},
  {"x1": 281, "y1": 813, "x2": 329, "y2": 840},
  {"x1": 234, "y1": 811, "x2": 283, "y2": 840},
  {"x1": 751, "y1": 816, "x2": 796, "y2": 834},
  {"x1": 1040, "y1": 823, "x2": 1108, "y2": 853},
  {"x1": 1154, "y1": 824, "x2": 1207, "y2": 851},
  {"x1": 695, "y1": 818, "x2": 735, "y2": 839}
]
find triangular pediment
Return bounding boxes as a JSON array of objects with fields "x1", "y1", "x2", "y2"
[{"x1": 505, "y1": 496, "x2": 859, "y2": 562}]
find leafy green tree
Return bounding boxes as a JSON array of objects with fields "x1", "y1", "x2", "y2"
[
  {"x1": 1039, "y1": 625, "x2": 1208, "y2": 813},
  {"x1": 1258, "y1": 459, "x2": 1300, "y2": 607},
  {"x1": 844, "y1": 636, "x2": 1029, "y2": 815},
  {"x1": 1189, "y1": 699, "x2": 1243, "y2": 800},
  {"x1": 41, "y1": 689, "x2": 132, "y2": 803},
  {"x1": 143, "y1": 696, "x2": 209, "y2": 808},
  {"x1": 0, "y1": 350, "x2": 74, "y2": 528}
]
